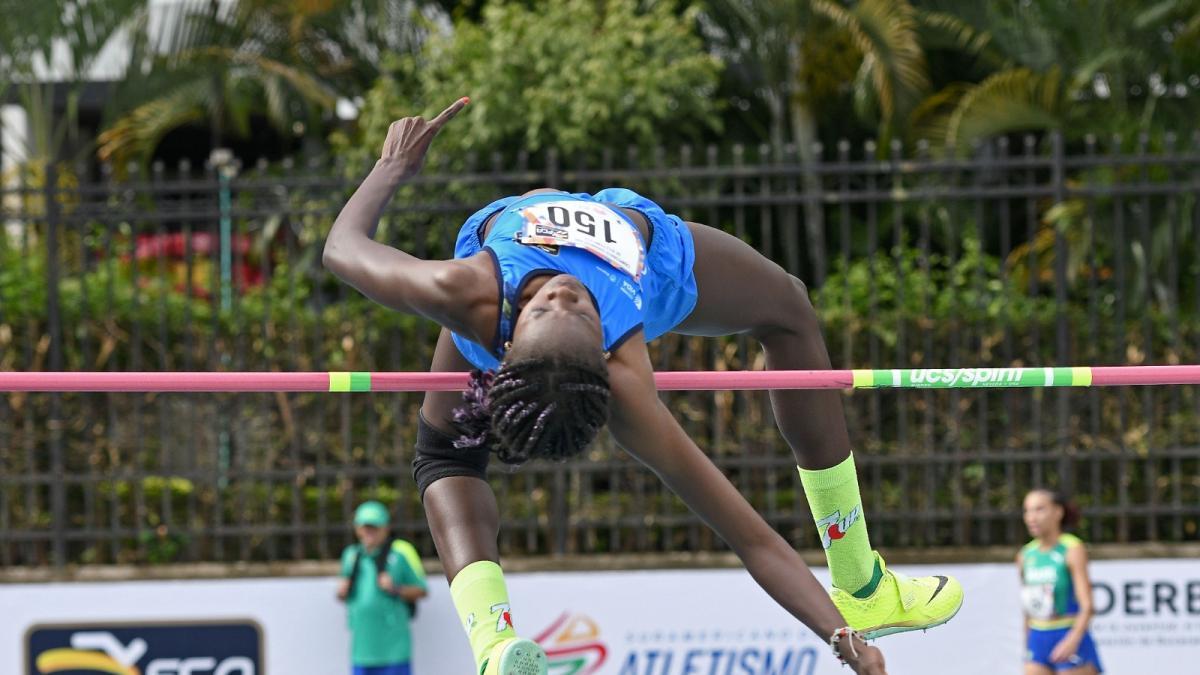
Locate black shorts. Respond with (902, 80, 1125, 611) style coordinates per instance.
(411, 412, 490, 496)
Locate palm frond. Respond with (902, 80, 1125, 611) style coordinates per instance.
(1067, 47, 1140, 96)
(700, 0, 809, 91)
(814, 0, 929, 127)
(154, 0, 226, 58)
(192, 47, 338, 108)
(852, 60, 880, 124)
(98, 0, 439, 160)
(907, 82, 973, 149)
(1133, 0, 1183, 29)
(945, 67, 1063, 151)
(914, 9, 1007, 70)
(97, 79, 210, 166)
(262, 77, 290, 133)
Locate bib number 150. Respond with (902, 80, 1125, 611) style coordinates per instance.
(517, 200, 645, 279)
(547, 205, 618, 243)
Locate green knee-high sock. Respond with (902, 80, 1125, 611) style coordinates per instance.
(450, 560, 518, 670)
(798, 453, 881, 596)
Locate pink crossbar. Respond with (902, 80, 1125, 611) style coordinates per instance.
(2, 366, 1200, 392)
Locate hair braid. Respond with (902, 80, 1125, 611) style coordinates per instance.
(452, 354, 611, 465)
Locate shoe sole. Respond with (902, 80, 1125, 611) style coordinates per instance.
(488, 637, 547, 675)
(859, 596, 964, 640)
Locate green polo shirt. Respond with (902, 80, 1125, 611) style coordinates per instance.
(340, 540, 427, 666)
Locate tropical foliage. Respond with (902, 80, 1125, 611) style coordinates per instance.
(96, 0, 447, 166)
(911, 0, 1200, 150)
(0, 0, 150, 164)
(7, 0, 1198, 163)
(3, 0, 1199, 564)
(334, 0, 722, 168)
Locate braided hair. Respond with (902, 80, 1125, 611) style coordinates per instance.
(452, 353, 610, 465)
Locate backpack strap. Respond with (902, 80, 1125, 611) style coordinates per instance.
(372, 536, 396, 573)
(349, 538, 420, 619)
(345, 544, 364, 599)
(378, 537, 420, 618)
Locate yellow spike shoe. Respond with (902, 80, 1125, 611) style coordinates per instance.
(831, 552, 964, 639)
(481, 637, 547, 675)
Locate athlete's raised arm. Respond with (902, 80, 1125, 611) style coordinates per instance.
(323, 99, 485, 335)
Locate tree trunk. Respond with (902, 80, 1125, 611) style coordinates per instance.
(791, 100, 827, 284)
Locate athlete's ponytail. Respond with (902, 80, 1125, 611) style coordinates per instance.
(1053, 491, 1082, 530)
(1034, 488, 1081, 530)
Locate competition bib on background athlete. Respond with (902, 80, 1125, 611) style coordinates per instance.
(517, 201, 645, 280)
(1021, 583, 1055, 620)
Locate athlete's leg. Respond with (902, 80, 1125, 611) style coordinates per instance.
(420, 329, 500, 576)
(674, 222, 848, 470)
(674, 220, 962, 638)
(1024, 665, 1054, 675)
(1057, 666, 1099, 675)
(675, 222, 864, 575)
(418, 328, 546, 675)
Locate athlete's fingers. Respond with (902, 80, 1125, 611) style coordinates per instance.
(430, 97, 470, 131)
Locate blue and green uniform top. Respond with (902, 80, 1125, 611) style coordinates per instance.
(1019, 533, 1083, 630)
(340, 540, 427, 666)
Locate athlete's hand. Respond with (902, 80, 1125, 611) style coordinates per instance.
(335, 578, 350, 601)
(842, 643, 887, 675)
(376, 572, 396, 594)
(379, 97, 469, 178)
(1049, 633, 1082, 663)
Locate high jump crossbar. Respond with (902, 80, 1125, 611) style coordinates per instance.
(2, 366, 1200, 392)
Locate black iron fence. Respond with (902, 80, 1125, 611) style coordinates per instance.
(2, 132, 1199, 567)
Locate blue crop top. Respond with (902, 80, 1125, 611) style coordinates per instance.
(450, 192, 648, 371)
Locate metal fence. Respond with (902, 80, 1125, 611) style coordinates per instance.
(2, 132, 1199, 568)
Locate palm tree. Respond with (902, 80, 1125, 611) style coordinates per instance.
(909, 0, 1200, 150)
(907, 0, 1200, 327)
(0, 0, 151, 167)
(97, 0, 445, 166)
(700, 0, 930, 281)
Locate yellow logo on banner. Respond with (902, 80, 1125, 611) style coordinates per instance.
(36, 648, 139, 675)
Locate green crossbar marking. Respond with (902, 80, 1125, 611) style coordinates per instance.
(350, 372, 371, 392)
(329, 372, 371, 392)
(904, 368, 1023, 387)
(853, 368, 1100, 389)
(327, 368, 1099, 392)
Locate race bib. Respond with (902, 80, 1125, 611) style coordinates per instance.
(516, 201, 645, 280)
(1021, 584, 1055, 620)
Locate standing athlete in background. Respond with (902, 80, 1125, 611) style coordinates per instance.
(324, 98, 962, 675)
(1019, 489, 1104, 674)
(337, 501, 429, 675)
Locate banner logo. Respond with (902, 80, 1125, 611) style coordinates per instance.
(26, 622, 261, 675)
(534, 613, 607, 675)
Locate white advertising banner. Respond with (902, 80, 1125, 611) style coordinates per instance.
(1, 559, 1196, 674)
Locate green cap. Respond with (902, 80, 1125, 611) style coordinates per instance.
(354, 500, 390, 527)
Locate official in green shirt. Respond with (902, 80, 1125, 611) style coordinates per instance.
(337, 501, 428, 675)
